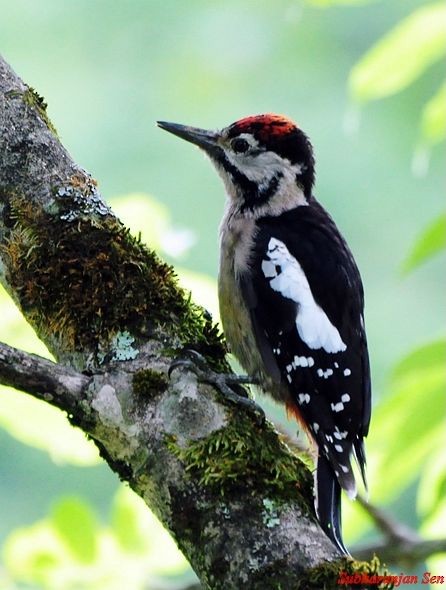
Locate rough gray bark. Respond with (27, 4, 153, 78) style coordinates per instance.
(0, 55, 380, 589)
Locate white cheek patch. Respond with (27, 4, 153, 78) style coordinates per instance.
(224, 149, 278, 185)
(224, 146, 303, 187)
(262, 237, 347, 354)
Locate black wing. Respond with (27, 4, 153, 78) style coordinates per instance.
(241, 201, 371, 494)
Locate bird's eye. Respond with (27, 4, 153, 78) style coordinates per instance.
(231, 138, 250, 153)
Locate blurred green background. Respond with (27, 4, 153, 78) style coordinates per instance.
(0, 0, 444, 588)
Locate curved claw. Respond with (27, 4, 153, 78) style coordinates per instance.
(181, 349, 210, 370)
(168, 352, 265, 425)
(168, 349, 211, 379)
(222, 387, 266, 425)
(168, 358, 198, 378)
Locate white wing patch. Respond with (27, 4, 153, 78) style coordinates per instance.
(262, 237, 347, 354)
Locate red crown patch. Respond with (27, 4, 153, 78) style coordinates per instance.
(229, 113, 298, 141)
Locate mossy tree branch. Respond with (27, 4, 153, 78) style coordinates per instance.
(0, 55, 390, 589)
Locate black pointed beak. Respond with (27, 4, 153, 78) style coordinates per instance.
(157, 121, 221, 156)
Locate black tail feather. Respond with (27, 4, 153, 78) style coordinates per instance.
(316, 454, 350, 556)
(353, 438, 368, 492)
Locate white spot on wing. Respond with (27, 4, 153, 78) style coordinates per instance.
(341, 394, 350, 403)
(333, 431, 342, 440)
(331, 402, 344, 413)
(317, 368, 334, 379)
(262, 238, 347, 353)
(344, 368, 351, 376)
(312, 422, 319, 433)
(261, 260, 276, 278)
(298, 393, 310, 404)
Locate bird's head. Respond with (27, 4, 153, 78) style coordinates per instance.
(158, 114, 315, 215)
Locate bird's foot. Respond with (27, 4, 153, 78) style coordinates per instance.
(169, 350, 265, 424)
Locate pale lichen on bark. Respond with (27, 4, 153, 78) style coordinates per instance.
(0, 55, 391, 589)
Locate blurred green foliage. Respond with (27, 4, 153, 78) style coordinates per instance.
(3, 489, 190, 590)
(349, 3, 445, 104)
(0, 386, 100, 467)
(403, 214, 446, 273)
(342, 5, 446, 583)
(0, 0, 444, 588)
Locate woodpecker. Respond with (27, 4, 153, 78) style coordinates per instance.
(158, 114, 371, 555)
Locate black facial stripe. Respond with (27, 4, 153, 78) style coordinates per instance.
(259, 171, 283, 201)
(218, 152, 258, 198)
(241, 171, 283, 213)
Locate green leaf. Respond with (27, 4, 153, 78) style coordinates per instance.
(365, 341, 446, 503)
(391, 339, 446, 380)
(0, 283, 52, 357)
(0, 386, 100, 466)
(349, 3, 446, 102)
(343, 492, 371, 543)
(402, 215, 446, 272)
(52, 497, 98, 564)
(420, 83, 446, 145)
(0, 285, 100, 466)
(3, 521, 66, 587)
(111, 487, 150, 554)
(111, 486, 188, 574)
(417, 447, 446, 520)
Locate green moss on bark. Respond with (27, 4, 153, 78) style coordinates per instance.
(0, 188, 227, 365)
(166, 413, 313, 507)
(133, 368, 168, 399)
(23, 87, 58, 136)
(296, 555, 394, 590)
